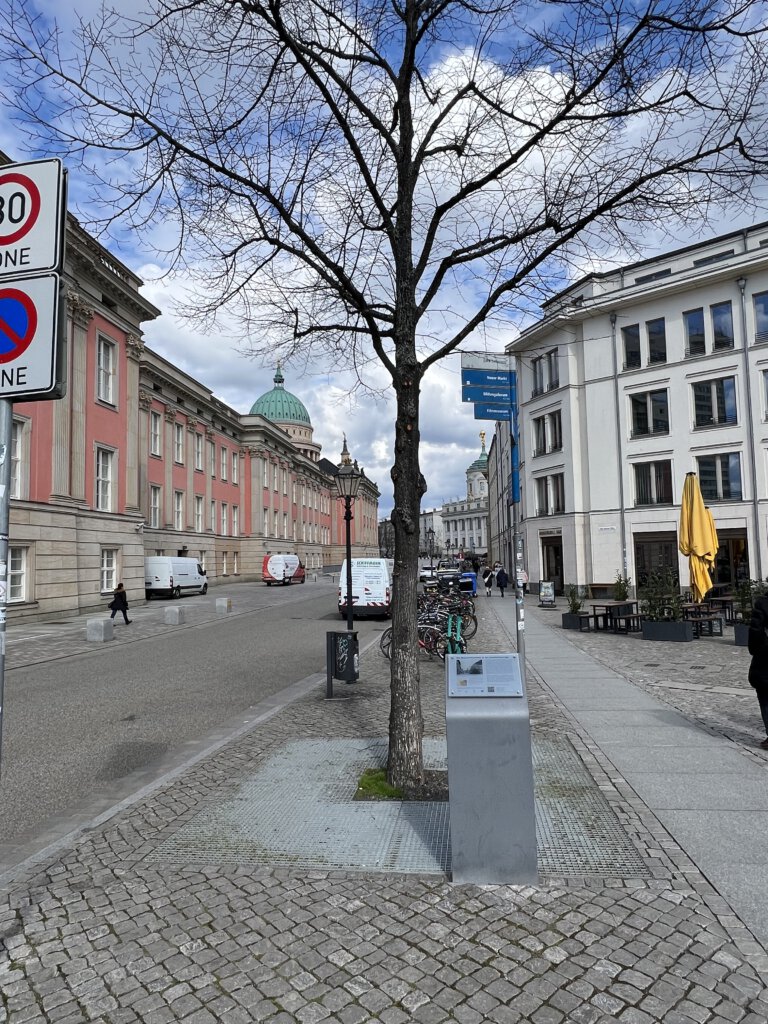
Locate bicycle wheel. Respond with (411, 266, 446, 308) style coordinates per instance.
(379, 627, 393, 660)
(420, 625, 447, 660)
(459, 611, 478, 639)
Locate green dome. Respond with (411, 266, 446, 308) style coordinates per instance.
(250, 366, 312, 426)
(468, 435, 489, 475)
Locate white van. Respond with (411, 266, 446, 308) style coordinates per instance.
(338, 558, 392, 619)
(262, 553, 306, 586)
(145, 557, 208, 599)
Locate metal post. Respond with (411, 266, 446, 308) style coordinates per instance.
(0, 399, 12, 775)
(344, 496, 354, 631)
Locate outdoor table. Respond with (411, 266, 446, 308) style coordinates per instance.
(707, 596, 735, 624)
(682, 603, 709, 619)
(590, 601, 641, 632)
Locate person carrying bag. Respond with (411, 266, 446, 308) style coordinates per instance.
(109, 582, 132, 624)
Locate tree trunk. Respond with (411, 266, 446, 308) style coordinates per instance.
(387, 357, 426, 794)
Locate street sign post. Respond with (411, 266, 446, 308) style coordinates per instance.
(0, 158, 66, 776)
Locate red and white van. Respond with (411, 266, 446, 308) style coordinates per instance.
(262, 553, 306, 586)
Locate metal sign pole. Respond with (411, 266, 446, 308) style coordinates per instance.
(0, 398, 12, 775)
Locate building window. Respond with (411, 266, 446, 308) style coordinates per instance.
(546, 349, 559, 390)
(195, 433, 203, 471)
(263, 507, 269, 534)
(551, 473, 565, 513)
(634, 461, 673, 505)
(8, 546, 27, 602)
(549, 410, 562, 452)
(100, 548, 117, 593)
(232, 506, 239, 536)
(95, 447, 114, 511)
(263, 461, 268, 487)
(97, 338, 116, 404)
(210, 500, 216, 531)
(233, 551, 239, 575)
(755, 291, 768, 343)
(711, 301, 734, 350)
(684, 308, 705, 357)
(697, 453, 742, 501)
(194, 495, 203, 533)
(622, 324, 641, 369)
(174, 490, 184, 530)
(150, 485, 161, 528)
(222, 551, 228, 575)
(209, 440, 216, 477)
(283, 513, 288, 538)
(150, 411, 162, 456)
(10, 418, 24, 499)
(221, 502, 228, 535)
(273, 510, 279, 536)
(232, 451, 239, 484)
(283, 468, 288, 495)
(647, 318, 667, 364)
(630, 390, 669, 437)
(532, 357, 544, 397)
(693, 377, 737, 428)
(533, 416, 546, 456)
(273, 464, 278, 491)
(174, 423, 184, 464)
(535, 478, 548, 515)
(221, 447, 228, 481)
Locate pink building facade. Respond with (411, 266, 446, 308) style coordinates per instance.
(7, 216, 380, 621)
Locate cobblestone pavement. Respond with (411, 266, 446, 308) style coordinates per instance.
(1, 597, 767, 1023)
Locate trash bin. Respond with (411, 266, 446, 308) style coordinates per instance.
(459, 572, 477, 596)
(326, 630, 359, 683)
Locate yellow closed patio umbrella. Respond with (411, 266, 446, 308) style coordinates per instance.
(679, 472, 719, 603)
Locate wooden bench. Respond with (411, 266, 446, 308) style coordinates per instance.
(609, 612, 644, 634)
(691, 615, 723, 638)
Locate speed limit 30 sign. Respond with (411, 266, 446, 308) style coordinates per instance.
(0, 159, 65, 277)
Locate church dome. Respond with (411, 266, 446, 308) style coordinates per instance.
(467, 433, 489, 475)
(250, 366, 312, 426)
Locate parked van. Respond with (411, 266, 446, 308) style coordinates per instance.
(262, 553, 306, 586)
(338, 558, 392, 619)
(144, 557, 208, 599)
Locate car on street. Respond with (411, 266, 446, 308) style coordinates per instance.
(419, 565, 438, 583)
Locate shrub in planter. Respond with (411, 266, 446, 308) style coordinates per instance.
(562, 584, 584, 630)
(639, 568, 692, 641)
(612, 571, 631, 602)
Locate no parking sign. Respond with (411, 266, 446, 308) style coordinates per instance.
(0, 159, 66, 399)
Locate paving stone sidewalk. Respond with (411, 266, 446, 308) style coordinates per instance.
(1, 600, 767, 1023)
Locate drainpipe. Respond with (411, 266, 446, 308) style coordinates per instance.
(737, 276, 762, 580)
(610, 313, 628, 582)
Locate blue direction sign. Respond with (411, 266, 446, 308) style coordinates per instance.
(461, 368, 514, 387)
(462, 384, 515, 403)
(473, 403, 511, 421)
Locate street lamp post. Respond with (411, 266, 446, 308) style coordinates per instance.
(427, 527, 435, 573)
(335, 436, 362, 631)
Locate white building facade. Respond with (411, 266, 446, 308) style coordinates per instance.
(493, 223, 768, 595)
(441, 434, 489, 559)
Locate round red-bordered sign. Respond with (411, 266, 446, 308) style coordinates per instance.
(0, 172, 42, 246)
(0, 287, 38, 363)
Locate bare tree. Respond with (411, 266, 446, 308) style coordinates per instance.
(1, 0, 766, 790)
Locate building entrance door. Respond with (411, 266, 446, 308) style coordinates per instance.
(541, 537, 563, 595)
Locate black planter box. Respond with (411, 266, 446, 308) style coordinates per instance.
(561, 612, 584, 630)
(734, 621, 750, 647)
(641, 620, 694, 643)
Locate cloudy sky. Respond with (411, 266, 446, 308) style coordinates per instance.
(0, 0, 765, 520)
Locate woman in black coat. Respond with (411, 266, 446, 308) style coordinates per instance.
(109, 582, 132, 625)
(747, 594, 768, 748)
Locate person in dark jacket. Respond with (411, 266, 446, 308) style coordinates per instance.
(482, 566, 495, 597)
(496, 567, 509, 598)
(109, 582, 132, 624)
(747, 594, 768, 748)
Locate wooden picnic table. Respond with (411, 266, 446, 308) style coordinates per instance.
(589, 600, 642, 633)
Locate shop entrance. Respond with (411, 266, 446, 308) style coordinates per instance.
(712, 532, 749, 588)
(541, 537, 563, 595)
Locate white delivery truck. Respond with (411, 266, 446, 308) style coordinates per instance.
(262, 553, 306, 586)
(338, 557, 392, 619)
(144, 557, 208, 599)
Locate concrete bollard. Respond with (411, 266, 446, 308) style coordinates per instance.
(216, 597, 232, 614)
(164, 607, 185, 625)
(87, 618, 114, 642)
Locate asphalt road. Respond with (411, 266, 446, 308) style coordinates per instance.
(0, 582, 383, 858)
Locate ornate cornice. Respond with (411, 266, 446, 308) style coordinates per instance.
(186, 417, 199, 432)
(125, 334, 144, 362)
(164, 409, 177, 424)
(138, 389, 152, 411)
(66, 291, 94, 328)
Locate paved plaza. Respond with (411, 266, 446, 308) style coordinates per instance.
(1, 587, 767, 1023)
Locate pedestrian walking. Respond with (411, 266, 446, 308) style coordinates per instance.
(748, 594, 768, 748)
(482, 566, 495, 597)
(496, 567, 509, 598)
(109, 582, 132, 624)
